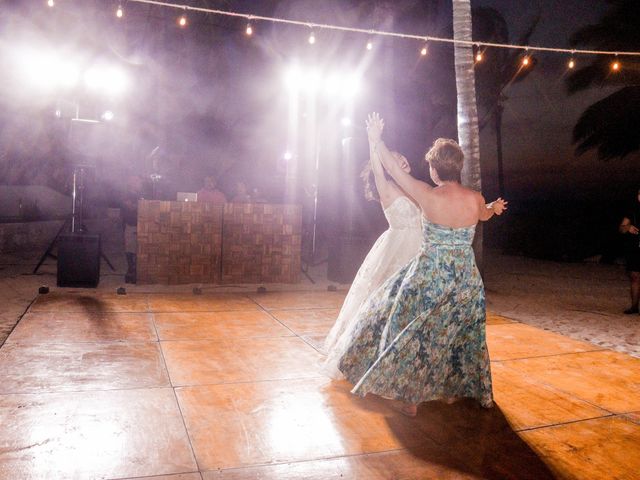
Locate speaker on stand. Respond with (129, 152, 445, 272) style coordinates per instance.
(57, 233, 101, 288)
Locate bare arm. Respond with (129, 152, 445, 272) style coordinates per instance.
(479, 197, 508, 222)
(366, 113, 429, 201)
(368, 140, 398, 208)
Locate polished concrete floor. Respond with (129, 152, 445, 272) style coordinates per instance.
(0, 290, 638, 479)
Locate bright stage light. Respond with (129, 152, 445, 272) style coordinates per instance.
(101, 110, 114, 121)
(285, 67, 362, 99)
(304, 71, 321, 93)
(47, 0, 54, 7)
(285, 67, 302, 91)
(342, 74, 361, 98)
(341, 117, 351, 127)
(14, 49, 80, 90)
(84, 65, 128, 96)
(116, 5, 124, 18)
(324, 74, 340, 96)
(283, 151, 293, 160)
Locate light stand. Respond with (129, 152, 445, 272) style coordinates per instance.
(71, 165, 85, 233)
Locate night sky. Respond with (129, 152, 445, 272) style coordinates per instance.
(476, 0, 637, 202)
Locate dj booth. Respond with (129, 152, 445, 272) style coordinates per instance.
(135, 200, 302, 284)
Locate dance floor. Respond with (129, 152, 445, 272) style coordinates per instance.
(0, 290, 638, 479)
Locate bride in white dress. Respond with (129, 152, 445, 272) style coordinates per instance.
(323, 128, 422, 377)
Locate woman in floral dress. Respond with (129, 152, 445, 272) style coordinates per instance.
(337, 113, 506, 416)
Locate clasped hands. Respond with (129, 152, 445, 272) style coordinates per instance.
(366, 112, 384, 144)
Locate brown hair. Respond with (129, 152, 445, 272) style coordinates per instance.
(360, 152, 405, 202)
(360, 162, 381, 202)
(425, 138, 464, 182)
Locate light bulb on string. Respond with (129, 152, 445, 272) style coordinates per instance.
(178, 13, 187, 27)
(474, 44, 483, 63)
(568, 58, 575, 69)
(611, 60, 620, 71)
(308, 30, 316, 45)
(246, 22, 253, 36)
(521, 55, 530, 67)
(420, 43, 428, 57)
(366, 40, 373, 51)
(116, 4, 123, 18)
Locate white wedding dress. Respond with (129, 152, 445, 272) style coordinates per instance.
(324, 195, 423, 377)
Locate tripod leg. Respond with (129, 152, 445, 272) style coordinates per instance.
(101, 252, 116, 271)
(33, 220, 67, 274)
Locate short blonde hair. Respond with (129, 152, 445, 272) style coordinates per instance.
(425, 138, 464, 182)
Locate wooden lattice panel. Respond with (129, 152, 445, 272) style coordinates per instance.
(136, 200, 223, 284)
(221, 203, 302, 284)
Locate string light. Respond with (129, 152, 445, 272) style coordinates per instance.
(245, 22, 253, 36)
(116, 4, 124, 18)
(366, 40, 373, 51)
(56, 0, 640, 67)
(47, 0, 54, 6)
(123, 0, 640, 61)
(308, 30, 316, 45)
(475, 51, 483, 62)
(420, 44, 428, 56)
(568, 58, 575, 69)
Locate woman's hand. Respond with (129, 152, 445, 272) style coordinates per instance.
(366, 112, 384, 143)
(489, 198, 508, 215)
(629, 225, 639, 235)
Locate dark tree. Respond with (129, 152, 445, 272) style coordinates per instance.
(566, 0, 640, 161)
(472, 7, 538, 197)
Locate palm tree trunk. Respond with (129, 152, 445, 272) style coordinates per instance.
(452, 0, 483, 269)
(495, 104, 505, 197)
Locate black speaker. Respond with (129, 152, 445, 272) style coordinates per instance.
(57, 233, 101, 288)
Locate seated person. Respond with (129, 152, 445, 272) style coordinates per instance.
(231, 181, 252, 203)
(197, 175, 227, 204)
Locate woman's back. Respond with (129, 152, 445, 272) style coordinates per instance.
(418, 183, 483, 228)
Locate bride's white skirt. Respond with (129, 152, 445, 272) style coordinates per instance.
(323, 226, 422, 378)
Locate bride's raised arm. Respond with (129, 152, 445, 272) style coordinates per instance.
(366, 117, 399, 208)
(366, 113, 431, 201)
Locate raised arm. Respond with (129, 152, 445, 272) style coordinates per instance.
(366, 124, 399, 208)
(366, 113, 429, 201)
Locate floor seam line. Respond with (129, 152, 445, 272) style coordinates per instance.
(148, 305, 201, 473)
(515, 413, 618, 433)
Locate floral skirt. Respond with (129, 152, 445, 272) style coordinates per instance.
(337, 244, 493, 408)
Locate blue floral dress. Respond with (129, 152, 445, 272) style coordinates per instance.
(337, 219, 493, 408)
